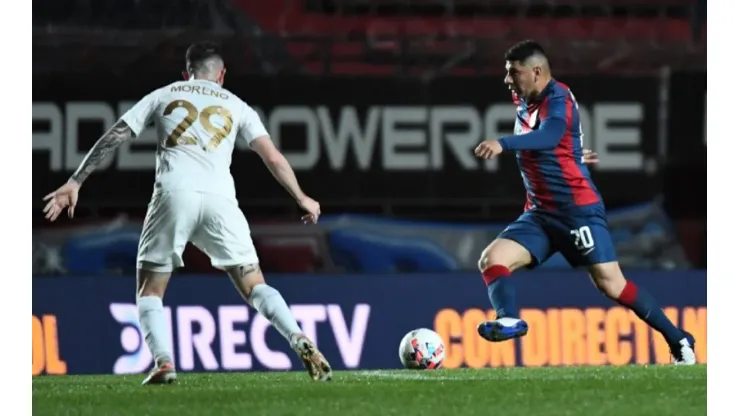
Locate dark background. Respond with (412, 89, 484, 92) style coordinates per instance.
(32, 0, 707, 269)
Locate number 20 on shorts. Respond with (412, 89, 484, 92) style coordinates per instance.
(570, 226, 594, 251)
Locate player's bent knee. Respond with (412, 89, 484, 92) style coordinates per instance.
(226, 263, 265, 296)
(136, 266, 172, 298)
(477, 255, 489, 272)
(138, 260, 173, 274)
(479, 238, 532, 272)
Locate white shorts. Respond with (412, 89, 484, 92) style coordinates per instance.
(137, 191, 259, 272)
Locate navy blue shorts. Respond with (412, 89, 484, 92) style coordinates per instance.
(498, 204, 618, 268)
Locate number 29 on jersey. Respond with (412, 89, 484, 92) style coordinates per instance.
(164, 99, 234, 151)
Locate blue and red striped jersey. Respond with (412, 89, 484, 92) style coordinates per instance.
(499, 79, 602, 212)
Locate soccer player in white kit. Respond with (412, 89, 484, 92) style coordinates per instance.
(42, 42, 333, 384)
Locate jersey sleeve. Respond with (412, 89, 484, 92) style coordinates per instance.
(543, 94, 568, 122)
(120, 89, 160, 137)
(237, 103, 269, 144)
(498, 95, 568, 151)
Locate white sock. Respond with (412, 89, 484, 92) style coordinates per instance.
(248, 284, 302, 344)
(137, 296, 173, 367)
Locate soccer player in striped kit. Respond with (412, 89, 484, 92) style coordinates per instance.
(473, 40, 696, 365)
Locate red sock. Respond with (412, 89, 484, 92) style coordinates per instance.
(615, 279, 684, 344)
(482, 265, 517, 318)
(617, 280, 638, 306)
(482, 265, 511, 286)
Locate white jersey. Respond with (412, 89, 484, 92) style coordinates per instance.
(120, 79, 268, 199)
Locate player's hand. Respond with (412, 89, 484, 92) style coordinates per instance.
(582, 148, 599, 165)
(474, 140, 503, 160)
(43, 180, 81, 222)
(298, 196, 321, 224)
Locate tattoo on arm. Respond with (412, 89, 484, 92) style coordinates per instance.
(69, 120, 134, 185)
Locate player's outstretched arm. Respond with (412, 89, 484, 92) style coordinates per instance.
(475, 95, 570, 159)
(474, 116, 566, 159)
(497, 94, 569, 152)
(250, 136, 306, 201)
(498, 117, 566, 151)
(43, 119, 134, 221)
(250, 136, 321, 223)
(70, 119, 134, 185)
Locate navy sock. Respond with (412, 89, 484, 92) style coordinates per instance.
(482, 265, 519, 319)
(617, 280, 684, 345)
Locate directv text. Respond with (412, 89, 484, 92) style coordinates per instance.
(111, 303, 371, 374)
(434, 306, 706, 368)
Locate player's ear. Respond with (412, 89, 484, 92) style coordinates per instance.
(532, 66, 542, 80)
(218, 68, 227, 85)
(181, 71, 189, 81)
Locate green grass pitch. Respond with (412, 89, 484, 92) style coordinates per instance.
(33, 365, 707, 416)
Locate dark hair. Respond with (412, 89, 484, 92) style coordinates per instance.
(185, 41, 222, 72)
(504, 40, 548, 63)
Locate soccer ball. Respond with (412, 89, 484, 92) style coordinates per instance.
(398, 328, 446, 369)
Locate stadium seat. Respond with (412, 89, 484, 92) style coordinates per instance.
(229, 0, 703, 75)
